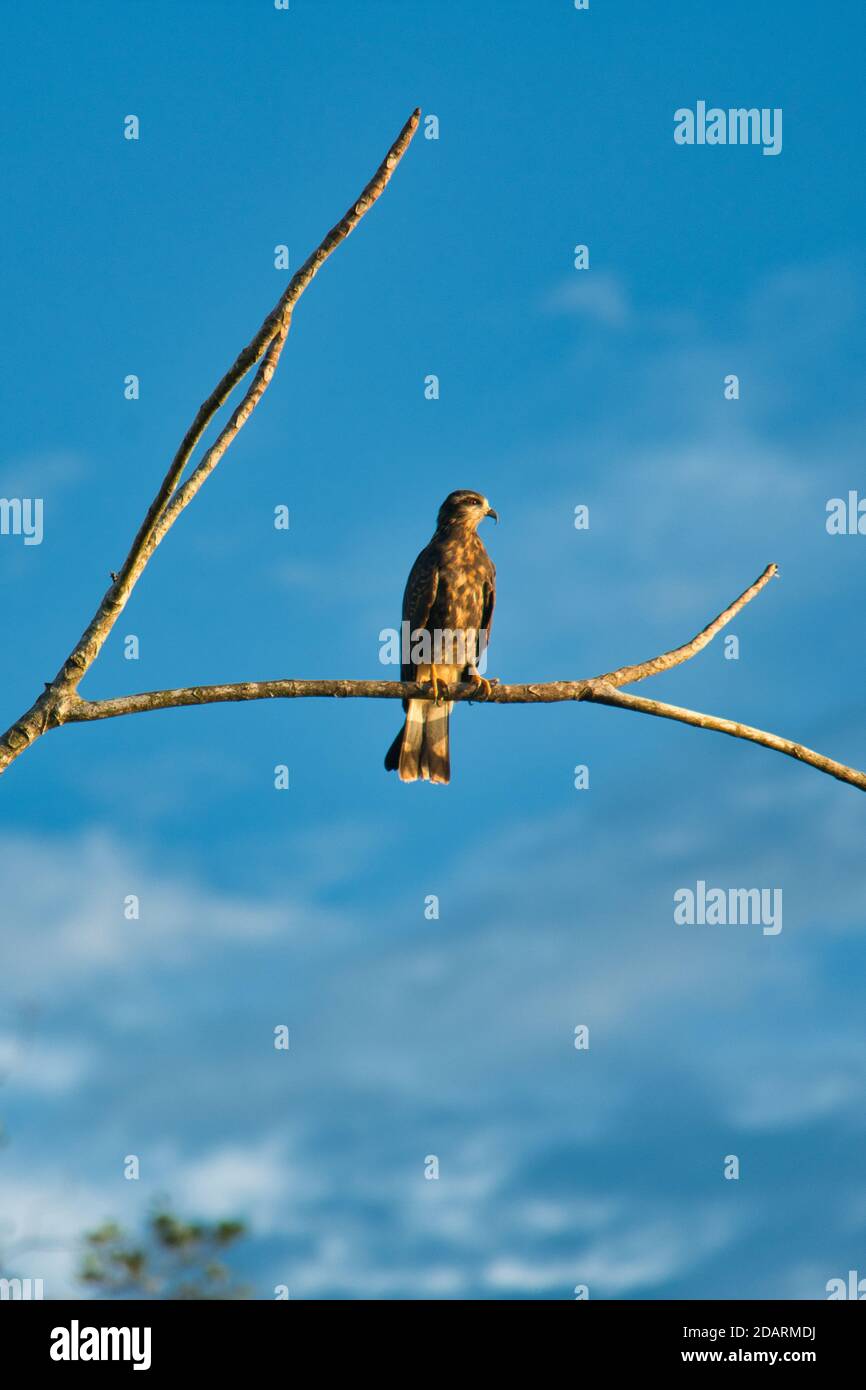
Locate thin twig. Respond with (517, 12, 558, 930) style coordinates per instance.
(601, 563, 779, 687)
(584, 683, 866, 793)
(146, 320, 291, 553)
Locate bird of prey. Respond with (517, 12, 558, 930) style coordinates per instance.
(384, 489, 498, 784)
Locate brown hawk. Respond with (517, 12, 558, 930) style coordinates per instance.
(384, 489, 498, 783)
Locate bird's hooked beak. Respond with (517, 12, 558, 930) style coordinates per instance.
(485, 505, 499, 524)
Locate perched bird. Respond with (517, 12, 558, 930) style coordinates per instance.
(384, 489, 498, 783)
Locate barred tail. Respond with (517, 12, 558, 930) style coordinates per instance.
(384, 700, 452, 784)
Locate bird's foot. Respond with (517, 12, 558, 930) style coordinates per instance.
(466, 670, 497, 700)
(424, 664, 448, 703)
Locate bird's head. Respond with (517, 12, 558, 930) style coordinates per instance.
(436, 490, 499, 531)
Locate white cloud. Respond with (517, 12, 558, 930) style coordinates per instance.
(0, 829, 344, 999)
(484, 1206, 740, 1296)
(0, 451, 88, 498)
(0, 1172, 110, 1299)
(1, 721, 864, 1298)
(166, 1137, 300, 1228)
(543, 272, 631, 327)
(0, 1033, 93, 1096)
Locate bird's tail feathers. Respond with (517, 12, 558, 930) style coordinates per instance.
(384, 724, 404, 772)
(421, 700, 451, 783)
(398, 699, 426, 781)
(384, 699, 452, 783)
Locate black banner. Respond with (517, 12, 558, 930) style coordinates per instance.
(1, 1298, 861, 1374)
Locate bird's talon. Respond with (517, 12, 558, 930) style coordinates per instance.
(424, 664, 448, 703)
(467, 672, 496, 700)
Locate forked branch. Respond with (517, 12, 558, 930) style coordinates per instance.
(52, 562, 866, 793)
(0, 108, 420, 774)
(0, 110, 863, 794)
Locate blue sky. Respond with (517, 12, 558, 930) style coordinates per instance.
(1, 0, 865, 1298)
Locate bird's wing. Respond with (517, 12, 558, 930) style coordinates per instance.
(401, 544, 440, 681)
(480, 564, 496, 646)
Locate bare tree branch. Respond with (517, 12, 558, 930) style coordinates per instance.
(56, 676, 865, 792)
(60, 558, 776, 717)
(0, 110, 862, 796)
(59, 105, 420, 688)
(0, 108, 420, 774)
(580, 684, 866, 793)
(38, 560, 863, 793)
(599, 562, 778, 687)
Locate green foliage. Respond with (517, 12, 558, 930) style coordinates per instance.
(79, 1208, 250, 1300)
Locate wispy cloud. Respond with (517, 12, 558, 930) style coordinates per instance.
(543, 272, 632, 328)
(2, 761, 864, 1297)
